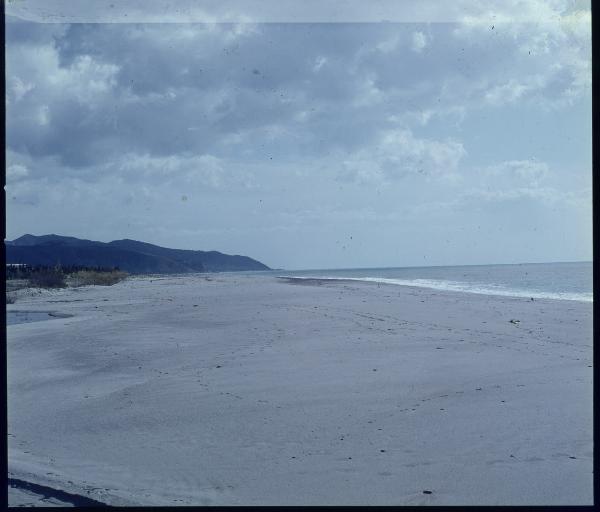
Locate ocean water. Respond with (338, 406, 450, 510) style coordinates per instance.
(276, 262, 593, 302)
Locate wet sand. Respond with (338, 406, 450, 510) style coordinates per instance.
(7, 274, 593, 505)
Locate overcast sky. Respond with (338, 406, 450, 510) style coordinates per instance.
(5, 1, 592, 269)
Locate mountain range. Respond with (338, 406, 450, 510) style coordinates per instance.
(5, 234, 270, 274)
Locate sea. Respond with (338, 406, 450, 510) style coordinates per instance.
(271, 261, 592, 302)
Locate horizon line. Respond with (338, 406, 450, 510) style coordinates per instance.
(278, 260, 593, 272)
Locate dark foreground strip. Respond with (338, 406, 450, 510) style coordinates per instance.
(8, 477, 109, 507)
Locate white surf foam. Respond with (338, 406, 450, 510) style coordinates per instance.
(278, 275, 593, 302)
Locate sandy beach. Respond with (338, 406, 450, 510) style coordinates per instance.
(7, 273, 593, 506)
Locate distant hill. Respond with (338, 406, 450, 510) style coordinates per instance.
(5, 234, 270, 274)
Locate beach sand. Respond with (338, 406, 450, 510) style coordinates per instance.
(6, 274, 593, 505)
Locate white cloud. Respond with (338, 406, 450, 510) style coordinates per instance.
(459, 158, 561, 205)
(340, 128, 466, 183)
(9, 77, 35, 102)
(452, 0, 576, 33)
(313, 56, 327, 72)
(119, 153, 226, 188)
(36, 105, 50, 126)
(376, 34, 401, 54)
(6, 164, 30, 182)
(352, 75, 384, 107)
(483, 75, 546, 106)
(463, 186, 560, 204)
(411, 31, 428, 53)
(451, 1, 590, 108)
(391, 105, 466, 127)
(7, 43, 120, 108)
(484, 159, 549, 187)
(66, 55, 119, 99)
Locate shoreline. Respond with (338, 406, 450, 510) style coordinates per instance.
(7, 273, 593, 505)
(276, 275, 593, 303)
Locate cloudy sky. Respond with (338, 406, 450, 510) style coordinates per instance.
(5, 1, 592, 269)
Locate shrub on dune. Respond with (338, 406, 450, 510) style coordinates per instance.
(28, 268, 66, 288)
(69, 270, 129, 287)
